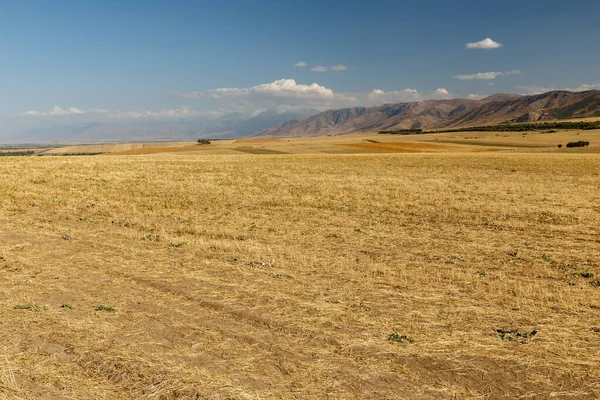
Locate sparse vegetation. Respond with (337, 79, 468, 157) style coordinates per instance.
(430, 120, 600, 133)
(13, 302, 39, 310)
(378, 128, 423, 135)
(566, 140, 590, 148)
(387, 333, 415, 343)
(197, 138, 211, 145)
(0, 150, 35, 157)
(95, 304, 116, 313)
(496, 329, 537, 343)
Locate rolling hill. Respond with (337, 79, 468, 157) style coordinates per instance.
(261, 90, 600, 137)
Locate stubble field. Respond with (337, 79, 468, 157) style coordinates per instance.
(1, 151, 599, 399)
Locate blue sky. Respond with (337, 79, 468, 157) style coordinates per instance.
(1, 0, 599, 137)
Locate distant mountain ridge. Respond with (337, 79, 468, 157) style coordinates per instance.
(8, 108, 320, 144)
(261, 90, 600, 137)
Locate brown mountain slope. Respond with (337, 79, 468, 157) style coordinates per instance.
(261, 90, 600, 137)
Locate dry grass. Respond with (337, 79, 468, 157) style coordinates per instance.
(0, 152, 599, 399)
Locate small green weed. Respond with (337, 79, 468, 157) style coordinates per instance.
(507, 248, 519, 257)
(272, 272, 292, 279)
(141, 233, 158, 241)
(169, 242, 185, 248)
(13, 302, 39, 310)
(574, 272, 594, 279)
(497, 329, 537, 343)
(387, 333, 414, 344)
(61, 234, 71, 241)
(95, 305, 116, 313)
(541, 254, 556, 265)
(60, 304, 75, 310)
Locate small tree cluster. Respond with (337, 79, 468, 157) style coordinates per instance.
(378, 129, 423, 135)
(0, 150, 35, 157)
(197, 139, 211, 145)
(566, 141, 590, 148)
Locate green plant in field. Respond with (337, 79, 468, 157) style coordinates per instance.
(387, 333, 414, 343)
(13, 302, 39, 310)
(95, 305, 116, 313)
(574, 272, 594, 279)
(541, 254, 556, 265)
(496, 329, 537, 343)
(169, 242, 185, 248)
(142, 233, 158, 241)
(60, 304, 75, 309)
(197, 138, 211, 145)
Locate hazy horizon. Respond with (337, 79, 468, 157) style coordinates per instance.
(1, 0, 599, 141)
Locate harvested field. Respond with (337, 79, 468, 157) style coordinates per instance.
(338, 141, 495, 153)
(1, 153, 599, 399)
(233, 147, 288, 154)
(28, 128, 600, 156)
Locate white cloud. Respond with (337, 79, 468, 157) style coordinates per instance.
(21, 106, 97, 117)
(467, 94, 486, 100)
(454, 70, 520, 80)
(187, 79, 335, 100)
(455, 72, 504, 80)
(174, 79, 462, 112)
(294, 61, 307, 67)
(309, 65, 347, 72)
(430, 88, 452, 100)
(173, 79, 349, 111)
(19, 106, 218, 120)
(368, 88, 420, 103)
(518, 82, 600, 95)
(466, 38, 503, 49)
(569, 83, 600, 91)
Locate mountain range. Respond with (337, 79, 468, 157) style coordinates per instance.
(261, 90, 600, 137)
(7, 108, 320, 144)
(6, 90, 600, 144)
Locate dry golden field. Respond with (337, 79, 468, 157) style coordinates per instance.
(1, 148, 599, 398)
(30, 127, 600, 156)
